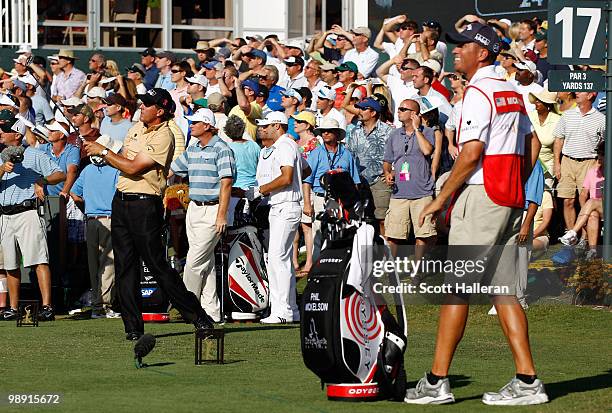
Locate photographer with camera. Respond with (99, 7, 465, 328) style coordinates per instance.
(0, 115, 66, 321)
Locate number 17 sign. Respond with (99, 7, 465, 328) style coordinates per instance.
(548, 0, 606, 65)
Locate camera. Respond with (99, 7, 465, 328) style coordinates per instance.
(1, 146, 25, 164)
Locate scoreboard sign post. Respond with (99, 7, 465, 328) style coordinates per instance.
(548, 0, 612, 263)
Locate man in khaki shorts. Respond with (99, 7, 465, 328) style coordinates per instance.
(383, 98, 436, 257)
(553, 91, 605, 243)
(406, 23, 548, 406)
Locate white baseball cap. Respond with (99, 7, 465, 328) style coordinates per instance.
(421, 59, 442, 75)
(47, 120, 70, 137)
(0, 93, 19, 108)
(87, 86, 107, 99)
(12, 55, 28, 65)
(98, 76, 116, 85)
(61, 97, 85, 107)
(317, 86, 336, 101)
(18, 74, 38, 87)
(186, 74, 209, 88)
(185, 108, 216, 126)
(256, 111, 288, 126)
(514, 60, 537, 74)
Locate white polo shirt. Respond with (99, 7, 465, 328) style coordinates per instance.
(457, 65, 533, 208)
(343, 46, 379, 78)
(386, 69, 418, 126)
(256, 134, 304, 205)
(316, 107, 347, 130)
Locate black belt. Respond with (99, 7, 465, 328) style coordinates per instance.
(192, 199, 219, 206)
(115, 191, 161, 201)
(564, 155, 596, 162)
(313, 192, 325, 197)
(0, 199, 37, 216)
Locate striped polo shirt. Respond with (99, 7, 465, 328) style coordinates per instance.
(0, 146, 61, 206)
(170, 135, 236, 202)
(553, 106, 605, 159)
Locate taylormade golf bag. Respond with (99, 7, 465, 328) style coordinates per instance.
(216, 198, 270, 321)
(301, 171, 407, 402)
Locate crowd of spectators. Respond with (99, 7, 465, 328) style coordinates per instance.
(0, 12, 606, 321)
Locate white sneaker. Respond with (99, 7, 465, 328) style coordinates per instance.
(105, 309, 122, 319)
(559, 230, 578, 246)
(260, 315, 291, 324)
(487, 306, 497, 315)
(404, 373, 455, 404)
(482, 377, 549, 405)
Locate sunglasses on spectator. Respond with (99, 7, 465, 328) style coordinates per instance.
(336, 36, 347, 41)
(256, 75, 269, 81)
(396, 25, 410, 32)
(171, 69, 182, 73)
(450, 74, 462, 81)
(398, 107, 417, 112)
(400, 65, 415, 71)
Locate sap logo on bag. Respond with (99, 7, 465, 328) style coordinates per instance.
(141, 288, 156, 297)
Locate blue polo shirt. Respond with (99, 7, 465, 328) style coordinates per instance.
(304, 143, 360, 194)
(266, 84, 285, 112)
(100, 117, 134, 142)
(154, 72, 176, 91)
(72, 164, 119, 216)
(143, 65, 159, 90)
(0, 146, 60, 206)
(39, 143, 80, 196)
(170, 135, 237, 202)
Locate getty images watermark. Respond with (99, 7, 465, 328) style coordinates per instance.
(361, 245, 528, 304)
(370, 255, 513, 295)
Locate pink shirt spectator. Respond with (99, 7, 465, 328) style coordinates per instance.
(582, 166, 604, 199)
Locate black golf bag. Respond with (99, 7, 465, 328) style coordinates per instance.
(301, 171, 407, 402)
(140, 260, 170, 322)
(216, 198, 270, 321)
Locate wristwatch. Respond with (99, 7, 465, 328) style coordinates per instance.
(101, 149, 109, 157)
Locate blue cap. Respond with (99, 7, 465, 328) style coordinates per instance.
(245, 49, 267, 63)
(355, 97, 382, 113)
(203, 60, 220, 70)
(242, 79, 260, 95)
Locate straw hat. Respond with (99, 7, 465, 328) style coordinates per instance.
(57, 49, 77, 60)
(529, 89, 559, 113)
(313, 117, 346, 141)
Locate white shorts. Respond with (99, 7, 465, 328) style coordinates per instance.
(0, 210, 49, 270)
